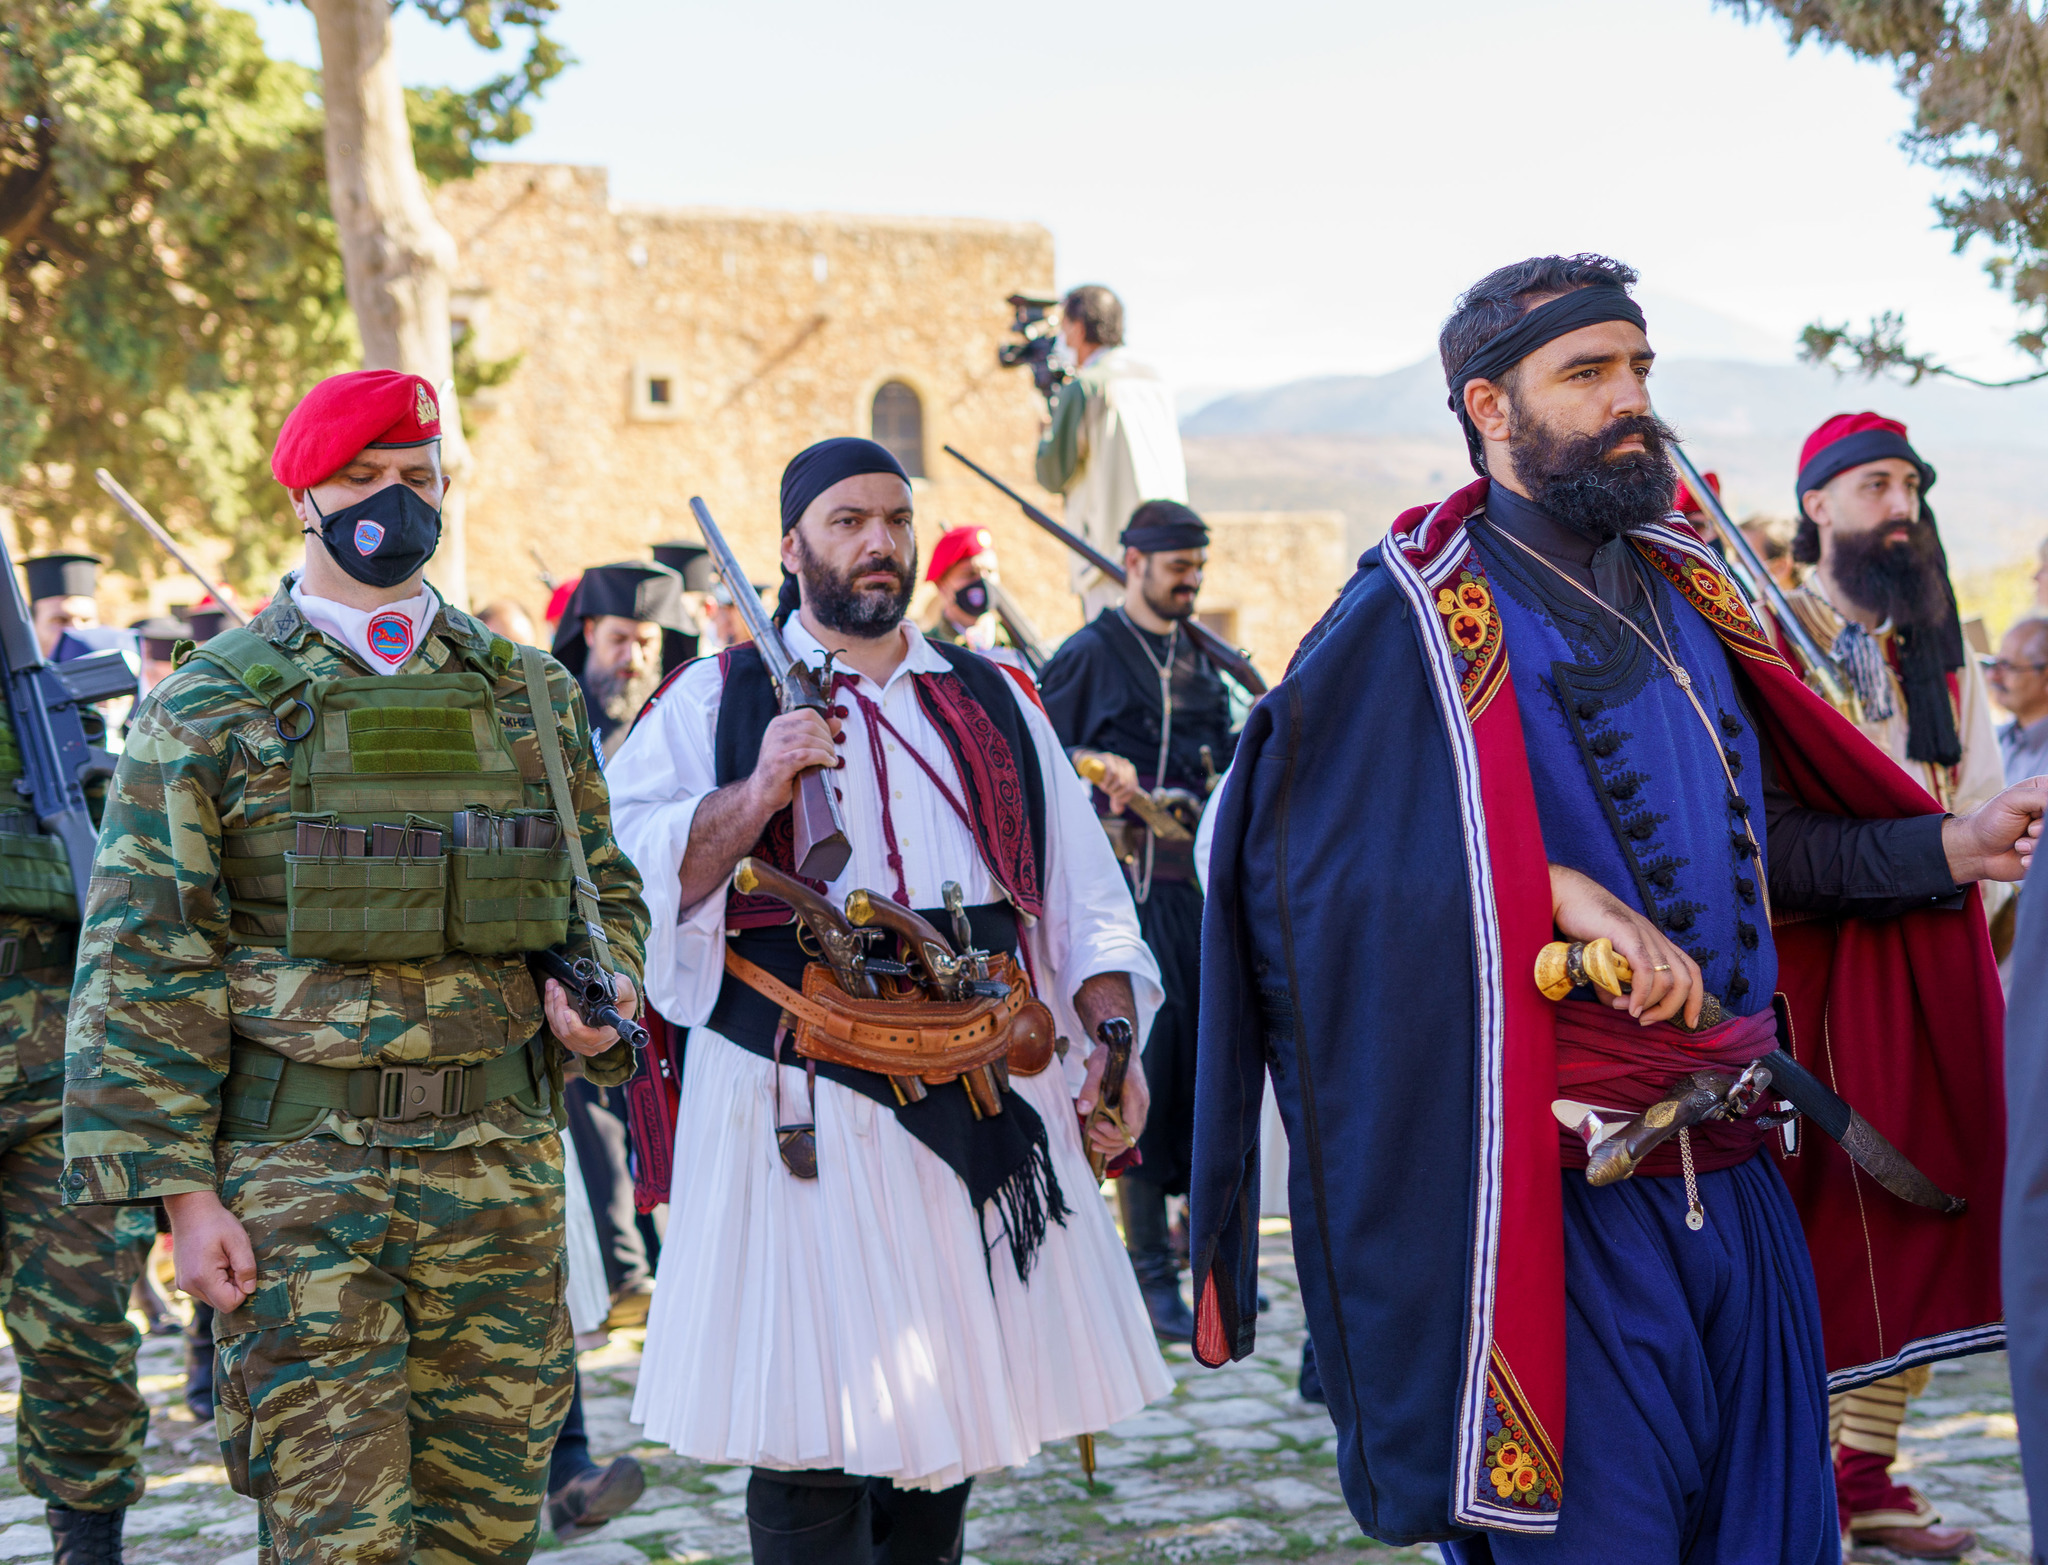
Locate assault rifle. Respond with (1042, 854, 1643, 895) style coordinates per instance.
(531, 946, 649, 1052)
(0, 529, 136, 912)
(690, 497, 852, 881)
(942, 446, 1269, 698)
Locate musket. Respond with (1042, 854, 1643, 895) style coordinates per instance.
(1073, 755, 1194, 843)
(1664, 444, 1853, 713)
(942, 445, 1269, 698)
(529, 543, 558, 593)
(1535, 939, 1967, 1215)
(0, 529, 135, 913)
(92, 470, 249, 628)
(692, 498, 852, 881)
(985, 578, 1050, 674)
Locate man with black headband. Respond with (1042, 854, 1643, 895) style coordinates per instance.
(609, 436, 1171, 1565)
(63, 369, 650, 1564)
(1189, 254, 2040, 1564)
(1771, 413, 2002, 1558)
(1039, 499, 1236, 1340)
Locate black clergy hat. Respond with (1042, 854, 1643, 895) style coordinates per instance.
(651, 542, 718, 594)
(187, 607, 231, 643)
(23, 554, 100, 603)
(131, 616, 192, 660)
(551, 561, 702, 676)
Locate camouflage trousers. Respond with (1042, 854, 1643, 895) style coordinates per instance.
(213, 1132, 572, 1565)
(0, 1084, 148, 1511)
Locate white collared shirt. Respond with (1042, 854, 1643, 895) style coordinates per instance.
(290, 580, 440, 674)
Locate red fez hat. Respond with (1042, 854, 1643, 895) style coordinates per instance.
(1671, 469, 1720, 517)
(271, 370, 443, 489)
(1795, 411, 1931, 505)
(925, 525, 993, 584)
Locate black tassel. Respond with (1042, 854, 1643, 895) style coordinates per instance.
(1895, 626, 1963, 767)
(989, 1121, 1071, 1283)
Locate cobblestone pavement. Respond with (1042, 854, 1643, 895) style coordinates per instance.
(0, 1218, 2026, 1564)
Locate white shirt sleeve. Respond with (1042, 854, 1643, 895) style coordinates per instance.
(1001, 670, 1164, 1095)
(606, 659, 731, 1025)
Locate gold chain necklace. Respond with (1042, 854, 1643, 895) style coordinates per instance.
(1482, 519, 1770, 918)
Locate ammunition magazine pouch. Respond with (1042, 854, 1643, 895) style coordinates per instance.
(221, 1041, 544, 1141)
(0, 826, 75, 923)
(723, 948, 1054, 1083)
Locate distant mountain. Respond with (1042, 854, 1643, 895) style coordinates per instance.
(1182, 358, 2048, 575)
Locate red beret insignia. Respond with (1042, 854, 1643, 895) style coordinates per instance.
(271, 369, 444, 489)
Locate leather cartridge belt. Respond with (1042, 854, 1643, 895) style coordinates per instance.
(222, 1041, 541, 1132)
(723, 948, 1053, 1083)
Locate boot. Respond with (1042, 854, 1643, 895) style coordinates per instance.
(1118, 1176, 1194, 1342)
(547, 1454, 645, 1541)
(48, 1506, 124, 1565)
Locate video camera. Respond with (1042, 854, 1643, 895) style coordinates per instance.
(998, 294, 1070, 411)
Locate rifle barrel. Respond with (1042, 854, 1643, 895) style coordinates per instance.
(92, 470, 248, 627)
(1664, 445, 1851, 710)
(941, 446, 1269, 697)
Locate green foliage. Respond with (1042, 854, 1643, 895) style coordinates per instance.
(405, 2, 571, 186)
(0, 0, 356, 589)
(1721, 1, 2048, 385)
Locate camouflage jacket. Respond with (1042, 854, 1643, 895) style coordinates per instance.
(62, 581, 649, 1204)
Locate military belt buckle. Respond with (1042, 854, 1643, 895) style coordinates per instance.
(378, 1063, 468, 1122)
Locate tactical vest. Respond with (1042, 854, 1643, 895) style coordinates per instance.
(194, 627, 575, 965)
(0, 694, 78, 925)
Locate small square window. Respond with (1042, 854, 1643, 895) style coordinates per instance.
(648, 378, 671, 405)
(630, 362, 682, 422)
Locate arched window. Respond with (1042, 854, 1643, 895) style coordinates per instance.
(870, 381, 926, 477)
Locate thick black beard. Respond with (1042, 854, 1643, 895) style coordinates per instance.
(1137, 561, 1197, 623)
(794, 533, 917, 636)
(1509, 411, 1680, 543)
(1829, 522, 1949, 630)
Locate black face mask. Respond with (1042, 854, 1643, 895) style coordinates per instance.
(953, 577, 990, 617)
(305, 481, 442, 589)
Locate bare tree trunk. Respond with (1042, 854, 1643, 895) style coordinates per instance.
(306, 0, 471, 608)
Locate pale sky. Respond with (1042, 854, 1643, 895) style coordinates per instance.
(244, 0, 2035, 396)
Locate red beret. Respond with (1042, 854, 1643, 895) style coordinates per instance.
(925, 525, 993, 584)
(271, 370, 443, 488)
(1672, 469, 1720, 517)
(544, 577, 580, 627)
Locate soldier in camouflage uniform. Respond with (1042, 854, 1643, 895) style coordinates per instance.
(62, 370, 649, 1565)
(0, 689, 150, 1564)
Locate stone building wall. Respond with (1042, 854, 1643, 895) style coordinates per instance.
(435, 163, 1091, 634)
(433, 163, 1349, 672)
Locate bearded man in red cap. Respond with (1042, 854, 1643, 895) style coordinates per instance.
(62, 369, 651, 1562)
(1769, 413, 2007, 1558)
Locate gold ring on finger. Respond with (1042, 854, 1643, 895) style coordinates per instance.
(1652, 964, 1671, 971)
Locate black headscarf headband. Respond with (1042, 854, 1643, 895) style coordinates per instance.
(1796, 426, 1964, 766)
(1446, 287, 1648, 475)
(774, 437, 912, 622)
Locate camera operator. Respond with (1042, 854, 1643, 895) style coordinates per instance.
(1034, 286, 1189, 619)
